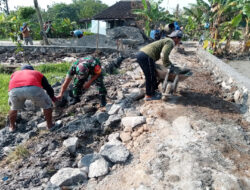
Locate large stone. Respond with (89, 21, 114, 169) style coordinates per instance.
(108, 132, 120, 142)
(62, 57, 77, 63)
(100, 143, 130, 163)
(50, 168, 87, 187)
(78, 153, 103, 168)
(106, 26, 145, 45)
(121, 116, 146, 130)
(95, 112, 109, 124)
(108, 104, 121, 115)
(37, 122, 47, 130)
(88, 157, 109, 178)
(105, 114, 121, 128)
(124, 108, 141, 117)
(126, 88, 144, 101)
(120, 132, 132, 143)
(63, 137, 79, 154)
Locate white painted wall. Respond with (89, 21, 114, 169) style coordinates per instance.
(91, 20, 107, 35)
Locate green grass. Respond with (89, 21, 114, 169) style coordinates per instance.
(0, 62, 71, 120)
(6, 145, 30, 164)
(0, 74, 11, 116)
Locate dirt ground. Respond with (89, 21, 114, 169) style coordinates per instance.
(83, 44, 249, 190)
(0, 43, 249, 190)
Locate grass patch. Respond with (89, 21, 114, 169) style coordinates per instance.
(0, 74, 11, 120)
(6, 145, 30, 164)
(0, 62, 71, 119)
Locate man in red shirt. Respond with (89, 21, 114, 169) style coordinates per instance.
(8, 65, 57, 132)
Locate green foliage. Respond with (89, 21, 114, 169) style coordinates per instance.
(83, 31, 93, 36)
(45, 3, 79, 22)
(0, 0, 107, 40)
(73, 0, 108, 19)
(0, 73, 10, 116)
(35, 62, 71, 73)
(133, 0, 173, 36)
(18, 7, 36, 20)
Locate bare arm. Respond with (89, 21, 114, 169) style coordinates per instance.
(83, 73, 100, 89)
(56, 76, 72, 99)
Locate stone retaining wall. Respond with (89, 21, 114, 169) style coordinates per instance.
(0, 45, 117, 54)
(197, 48, 250, 122)
(0, 45, 117, 63)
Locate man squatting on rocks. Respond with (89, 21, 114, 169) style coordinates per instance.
(136, 30, 185, 101)
(56, 53, 107, 107)
(8, 65, 57, 132)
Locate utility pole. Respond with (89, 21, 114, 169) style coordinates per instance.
(33, 0, 49, 45)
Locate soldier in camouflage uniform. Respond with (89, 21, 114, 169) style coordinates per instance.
(56, 56, 107, 106)
(136, 30, 184, 101)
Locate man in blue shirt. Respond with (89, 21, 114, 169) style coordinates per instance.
(71, 30, 83, 38)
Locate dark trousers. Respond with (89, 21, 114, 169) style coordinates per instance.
(136, 51, 158, 96)
(72, 73, 107, 98)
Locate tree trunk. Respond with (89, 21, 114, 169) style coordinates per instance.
(33, 0, 49, 45)
(5, 0, 9, 15)
(225, 30, 233, 53)
(243, 18, 249, 52)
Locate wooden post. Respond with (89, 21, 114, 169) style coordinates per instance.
(96, 20, 100, 50)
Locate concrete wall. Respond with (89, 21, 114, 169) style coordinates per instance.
(197, 48, 250, 122)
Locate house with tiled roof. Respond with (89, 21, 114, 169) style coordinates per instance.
(92, 0, 144, 29)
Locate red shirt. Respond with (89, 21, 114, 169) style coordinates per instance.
(9, 70, 44, 91)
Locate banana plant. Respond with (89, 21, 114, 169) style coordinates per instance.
(241, 0, 250, 52)
(222, 13, 242, 52)
(133, 0, 172, 36)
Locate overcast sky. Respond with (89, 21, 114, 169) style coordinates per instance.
(8, 0, 199, 12)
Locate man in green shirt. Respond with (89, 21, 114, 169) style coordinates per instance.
(136, 30, 184, 101)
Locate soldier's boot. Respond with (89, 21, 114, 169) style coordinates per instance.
(100, 95, 107, 107)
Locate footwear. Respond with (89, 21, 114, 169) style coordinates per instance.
(145, 94, 162, 101)
(154, 91, 162, 98)
(48, 121, 62, 132)
(69, 97, 80, 105)
(9, 126, 16, 133)
(100, 95, 107, 107)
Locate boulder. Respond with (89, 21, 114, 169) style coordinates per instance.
(37, 122, 47, 130)
(106, 26, 145, 46)
(78, 153, 103, 168)
(50, 168, 87, 187)
(63, 137, 79, 154)
(126, 88, 144, 101)
(88, 157, 109, 178)
(108, 132, 120, 142)
(120, 132, 132, 143)
(121, 116, 146, 130)
(104, 114, 121, 128)
(108, 104, 121, 115)
(100, 143, 130, 163)
(95, 112, 109, 124)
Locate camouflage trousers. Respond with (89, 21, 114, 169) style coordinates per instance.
(72, 74, 107, 98)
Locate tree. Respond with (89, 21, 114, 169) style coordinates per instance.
(73, 0, 108, 20)
(33, 0, 49, 45)
(133, 0, 172, 36)
(0, 0, 9, 15)
(46, 3, 79, 22)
